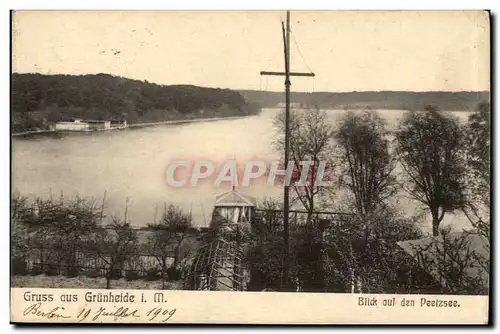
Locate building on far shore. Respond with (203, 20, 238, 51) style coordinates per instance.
(110, 119, 127, 129)
(87, 120, 111, 130)
(276, 102, 302, 109)
(55, 119, 90, 131)
(55, 119, 115, 131)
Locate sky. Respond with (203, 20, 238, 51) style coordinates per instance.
(12, 10, 490, 92)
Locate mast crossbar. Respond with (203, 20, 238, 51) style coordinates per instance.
(260, 71, 315, 77)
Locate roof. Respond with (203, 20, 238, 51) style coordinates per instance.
(397, 231, 490, 289)
(56, 119, 110, 124)
(86, 120, 110, 123)
(214, 189, 257, 207)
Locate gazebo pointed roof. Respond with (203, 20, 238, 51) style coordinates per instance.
(214, 188, 257, 207)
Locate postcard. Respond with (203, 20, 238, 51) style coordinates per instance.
(10, 10, 490, 325)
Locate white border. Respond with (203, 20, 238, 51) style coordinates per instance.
(2, 1, 497, 332)
(3, 1, 499, 10)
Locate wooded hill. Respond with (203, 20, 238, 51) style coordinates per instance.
(12, 73, 261, 133)
(12, 73, 489, 134)
(239, 90, 490, 111)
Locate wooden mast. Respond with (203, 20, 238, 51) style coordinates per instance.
(283, 10, 291, 290)
(260, 10, 315, 290)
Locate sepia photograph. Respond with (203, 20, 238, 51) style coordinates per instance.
(10, 9, 491, 324)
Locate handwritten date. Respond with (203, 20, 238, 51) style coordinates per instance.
(23, 302, 177, 323)
(76, 306, 139, 322)
(76, 306, 176, 323)
(146, 307, 177, 322)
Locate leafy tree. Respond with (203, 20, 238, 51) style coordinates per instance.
(395, 106, 467, 236)
(330, 110, 399, 291)
(335, 110, 396, 216)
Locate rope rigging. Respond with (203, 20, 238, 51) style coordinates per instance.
(259, 25, 316, 102)
(289, 29, 314, 76)
(259, 31, 287, 92)
(290, 28, 316, 105)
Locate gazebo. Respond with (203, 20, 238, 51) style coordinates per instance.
(210, 187, 257, 231)
(185, 188, 256, 291)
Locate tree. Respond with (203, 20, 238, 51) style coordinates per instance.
(465, 101, 491, 194)
(395, 106, 467, 236)
(18, 195, 101, 276)
(57, 196, 102, 276)
(331, 110, 397, 291)
(11, 194, 31, 275)
(90, 218, 138, 289)
(335, 110, 396, 216)
(461, 101, 491, 278)
(323, 205, 424, 293)
(248, 198, 333, 292)
(406, 226, 488, 295)
(145, 204, 192, 287)
(273, 107, 335, 220)
(272, 108, 335, 291)
(246, 199, 301, 291)
(463, 101, 491, 235)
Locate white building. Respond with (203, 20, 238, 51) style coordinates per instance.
(87, 120, 111, 130)
(55, 119, 90, 131)
(55, 119, 112, 131)
(276, 102, 302, 109)
(211, 188, 257, 231)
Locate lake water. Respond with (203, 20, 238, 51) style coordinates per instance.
(12, 108, 473, 232)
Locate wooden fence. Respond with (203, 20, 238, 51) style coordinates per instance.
(12, 224, 199, 279)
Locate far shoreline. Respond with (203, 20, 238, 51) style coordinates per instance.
(11, 114, 257, 138)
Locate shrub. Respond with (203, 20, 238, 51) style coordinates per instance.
(145, 268, 161, 281)
(166, 267, 181, 281)
(11, 258, 27, 275)
(125, 270, 143, 281)
(107, 268, 122, 280)
(85, 269, 101, 278)
(66, 266, 80, 278)
(44, 264, 60, 276)
(29, 264, 43, 276)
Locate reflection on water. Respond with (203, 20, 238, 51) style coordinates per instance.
(12, 109, 473, 230)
